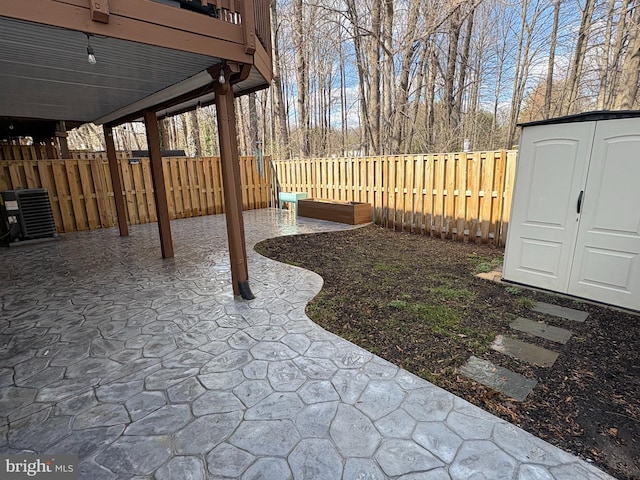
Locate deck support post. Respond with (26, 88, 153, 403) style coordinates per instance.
(55, 121, 70, 158)
(103, 124, 129, 237)
(215, 76, 254, 299)
(143, 110, 174, 258)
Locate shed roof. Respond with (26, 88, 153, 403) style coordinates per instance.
(518, 110, 640, 128)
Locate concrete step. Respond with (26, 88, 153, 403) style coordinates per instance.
(459, 356, 537, 401)
(532, 302, 588, 323)
(510, 317, 573, 344)
(490, 335, 559, 367)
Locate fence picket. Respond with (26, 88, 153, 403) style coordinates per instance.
(52, 161, 74, 232)
(433, 155, 445, 238)
(468, 154, 482, 241)
(212, 157, 224, 213)
(78, 160, 100, 230)
(131, 161, 148, 224)
(423, 155, 434, 235)
(455, 153, 467, 242)
(492, 151, 507, 246)
(90, 159, 112, 228)
(500, 151, 518, 246)
(444, 154, 456, 239)
(23, 161, 38, 188)
(120, 160, 138, 225)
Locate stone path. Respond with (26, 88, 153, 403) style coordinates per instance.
(464, 275, 590, 402)
(509, 317, 573, 344)
(459, 356, 537, 402)
(0, 210, 614, 479)
(533, 302, 589, 323)
(491, 334, 559, 367)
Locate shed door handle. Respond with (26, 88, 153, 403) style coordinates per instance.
(577, 190, 584, 214)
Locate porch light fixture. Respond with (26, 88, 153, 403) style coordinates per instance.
(218, 62, 226, 84)
(86, 34, 97, 65)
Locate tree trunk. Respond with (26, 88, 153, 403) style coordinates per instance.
(407, 39, 428, 152)
(444, 5, 462, 148)
(186, 110, 201, 157)
(565, 0, 595, 114)
(270, 0, 290, 159)
(391, 0, 421, 154)
(367, 0, 382, 155)
(544, 0, 561, 117)
(506, 0, 541, 149)
(160, 119, 171, 150)
(424, 47, 437, 150)
(453, 6, 475, 147)
(616, 4, 640, 109)
(346, 0, 371, 154)
(339, 26, 348, 155)
(606, 0, 631, 108)
(293, 0, 310, 157)
(382, 0, 394, 153)
(248, 93, 259, 156)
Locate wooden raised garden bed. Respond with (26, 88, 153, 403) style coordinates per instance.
(298, 198, 372, 225)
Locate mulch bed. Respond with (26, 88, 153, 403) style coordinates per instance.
(255, 224, 640, 480)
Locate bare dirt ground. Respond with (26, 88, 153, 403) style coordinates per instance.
(255, 224, 640, 480)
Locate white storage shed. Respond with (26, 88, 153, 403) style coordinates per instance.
(503, 111, 640, 312)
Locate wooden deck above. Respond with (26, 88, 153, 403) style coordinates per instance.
(0, 0, 272, 126)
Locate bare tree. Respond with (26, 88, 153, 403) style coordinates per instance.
(381, 0, 394, 153)
(544, 0, 561, 118)
(605, 0, 632, 108)
(367, 0, 382, 154)
(391, 0, 421, 153)
(616, 2, 640, 109)
(564, 0, 596, 115)
(506, 0, 545, 149)
(293, 0, 310, 157)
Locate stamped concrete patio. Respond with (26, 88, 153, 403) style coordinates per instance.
(0, 209, 614, 479)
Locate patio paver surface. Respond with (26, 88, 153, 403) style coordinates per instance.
(0, 209, 614, 479)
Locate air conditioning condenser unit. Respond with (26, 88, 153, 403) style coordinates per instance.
(1, 188, 57, 245)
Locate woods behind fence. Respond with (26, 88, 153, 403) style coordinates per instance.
(1, 151, 516, 245)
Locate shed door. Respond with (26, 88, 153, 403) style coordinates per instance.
(503, 123, 594, 291)
(568, 118, 640, 310)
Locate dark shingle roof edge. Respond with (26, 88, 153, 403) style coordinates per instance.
(518, 110, 640, 128)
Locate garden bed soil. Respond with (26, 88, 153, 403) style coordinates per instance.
(255, 224, 640, 480)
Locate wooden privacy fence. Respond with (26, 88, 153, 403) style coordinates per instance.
(273, 151, 518, 246)
(1, 144, 39, 161)
(0, 156, 273, 233)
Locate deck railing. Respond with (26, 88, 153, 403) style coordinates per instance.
(253, 0, 271, 54)
(158, 0, 271, 55)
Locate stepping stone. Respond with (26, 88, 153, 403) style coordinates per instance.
(510, 317, 573, 344)
(475, 271, 502, 283)
(490, 335, 559, 367)
(459, 356, 536, 401)
(532, 302, 588, 323)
